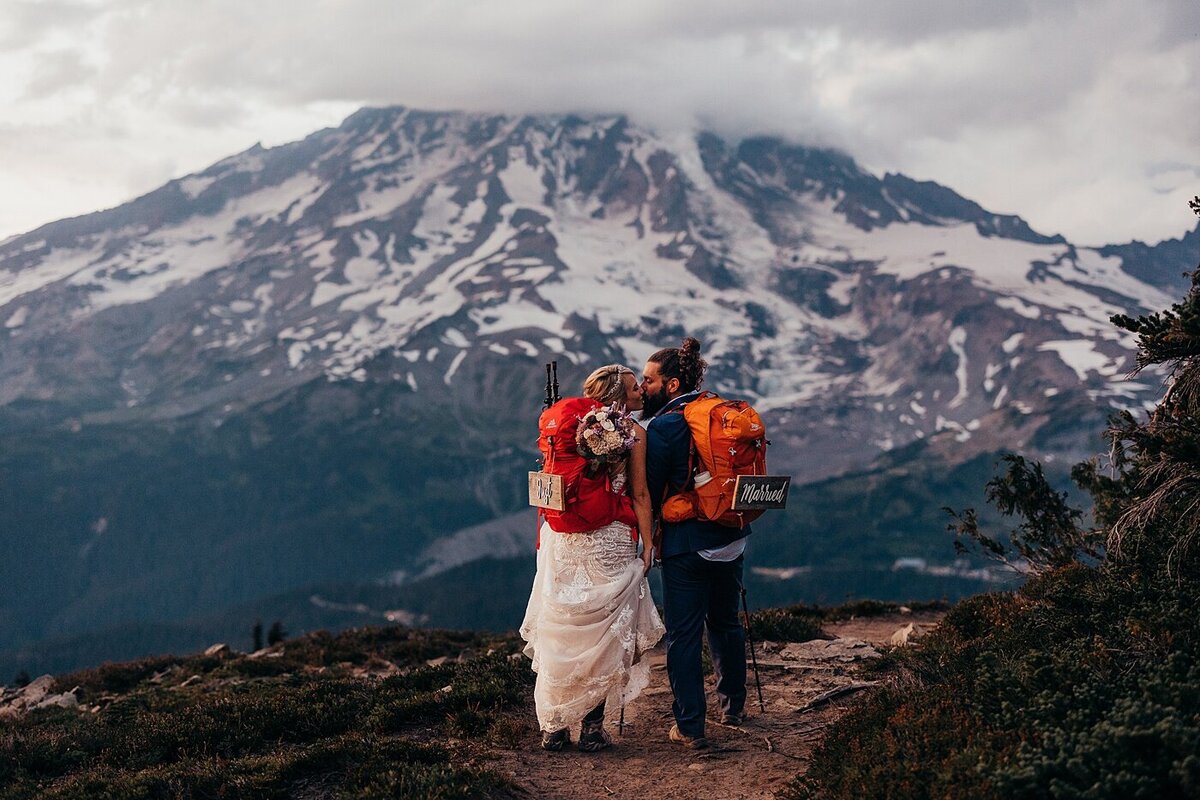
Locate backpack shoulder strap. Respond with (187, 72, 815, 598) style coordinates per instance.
(681, 392, 723, 471)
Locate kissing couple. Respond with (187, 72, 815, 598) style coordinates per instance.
(520, 336, 752, 753)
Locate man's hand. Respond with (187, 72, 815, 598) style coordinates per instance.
(641, 547, 654, 576)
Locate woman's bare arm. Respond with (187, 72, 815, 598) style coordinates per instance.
(629, 422, 654, 574)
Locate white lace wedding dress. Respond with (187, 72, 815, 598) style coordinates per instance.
(520, 518, 666, 733)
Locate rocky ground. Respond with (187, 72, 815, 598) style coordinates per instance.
(0, 609, 942, 799)
(496, 610, 944, 800)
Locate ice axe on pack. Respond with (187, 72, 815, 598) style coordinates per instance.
(543, 360, 560, 409)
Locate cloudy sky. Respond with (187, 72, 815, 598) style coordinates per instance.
(1, 0, 1197, 245)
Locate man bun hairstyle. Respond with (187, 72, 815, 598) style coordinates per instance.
(583, 364, 634, 404)
(649, 336, 708, 392)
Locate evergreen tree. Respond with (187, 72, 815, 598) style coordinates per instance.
(1104, 196, 1200, 579)
(949, 453, 1099, 573)
(267, 621, 287, 646)
(794, 197, 1200, 800)
(252, 620, 263, 652)
(951, 195, 1200, 582)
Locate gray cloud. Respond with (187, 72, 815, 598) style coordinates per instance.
(21, 48, 94, 98)
(0, 0, 103, 48)
(0, 0, 1197, 243)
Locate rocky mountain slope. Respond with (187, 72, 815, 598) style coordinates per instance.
(0, 106, 1194, 675)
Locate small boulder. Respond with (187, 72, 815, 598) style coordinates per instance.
(35, 691, 79, 710)
(890, 623, 915, 646)
(780, 638, 880, 663)
(19, 675, 56, 707)
(204, 643, 230, 657)
(247, 646, 283, 659)
(356, 656, 401, 678)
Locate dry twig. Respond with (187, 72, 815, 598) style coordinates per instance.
(797, 681, 879, 714)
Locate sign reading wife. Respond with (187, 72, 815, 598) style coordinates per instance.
(528, 471, 566, 511)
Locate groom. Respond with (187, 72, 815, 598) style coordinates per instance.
(642, 337, 750, 750)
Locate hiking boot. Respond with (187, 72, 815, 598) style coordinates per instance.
(541, 728, 570, 752)
(577, 719, 611, 752)
(720, 712, 744, 727)
(669, 723, 710, 750)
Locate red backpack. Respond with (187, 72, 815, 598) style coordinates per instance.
(537, 397, 636, 536)
(660, 391, 768, 528)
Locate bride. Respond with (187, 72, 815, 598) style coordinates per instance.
(520, 364, 666, 752)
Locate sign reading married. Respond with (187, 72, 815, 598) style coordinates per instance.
(731, 475, 792, 511)
(528, 471, 566, 511)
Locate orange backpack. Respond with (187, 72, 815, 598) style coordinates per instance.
(660, 391, 768, 528)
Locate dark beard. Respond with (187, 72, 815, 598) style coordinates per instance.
(641, 387, 670, 418)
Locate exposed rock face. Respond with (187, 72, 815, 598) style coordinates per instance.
(0, 107, 1187, 453)
(0, 106, 1194, 672)
(0, 674, 79, 717)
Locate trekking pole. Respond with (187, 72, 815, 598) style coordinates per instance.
(544, 363, 553, 409)
(740, 584, 766, 713)
(550, 360, 560, 404)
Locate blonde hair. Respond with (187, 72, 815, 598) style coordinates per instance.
(583, 364, 635, 405)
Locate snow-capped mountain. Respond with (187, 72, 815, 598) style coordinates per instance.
(1, 108, 1189, 471)
(1, 107, 1195, 673)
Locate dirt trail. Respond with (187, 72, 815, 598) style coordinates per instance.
(494, 610, 943, 800)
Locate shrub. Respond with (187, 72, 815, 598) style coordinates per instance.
(748, 606, 825, 643)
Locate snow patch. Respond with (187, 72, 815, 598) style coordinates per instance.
(996, 296, 1041, 320)
(4, 306, 27, 328)
(498, 148, 548, 209)
(983, 362, 1002, 392)
(442, 327, 470, 347)
(935, 415, 972, 442)
(947, 327, 969, 409)
(444, 350, 467, 384)
(178, 175, 217, 198)
(1038, 340, 1110, 381)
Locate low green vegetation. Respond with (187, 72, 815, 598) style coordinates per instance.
(0, 627, 531, 799)
(2, 593, 894, 798)
(1, 601, 860, 799)
(789, 199, 1200, 799)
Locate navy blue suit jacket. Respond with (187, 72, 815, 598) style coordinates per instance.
(645, 391, 752, 559)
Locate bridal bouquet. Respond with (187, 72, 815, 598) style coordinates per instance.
(576, 404, 638, 483)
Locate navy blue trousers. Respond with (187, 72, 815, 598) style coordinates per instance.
(662, 551, 747, 738)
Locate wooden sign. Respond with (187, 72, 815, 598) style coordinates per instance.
(528, 471, 566, 511)
(731, 475, 791, 511)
